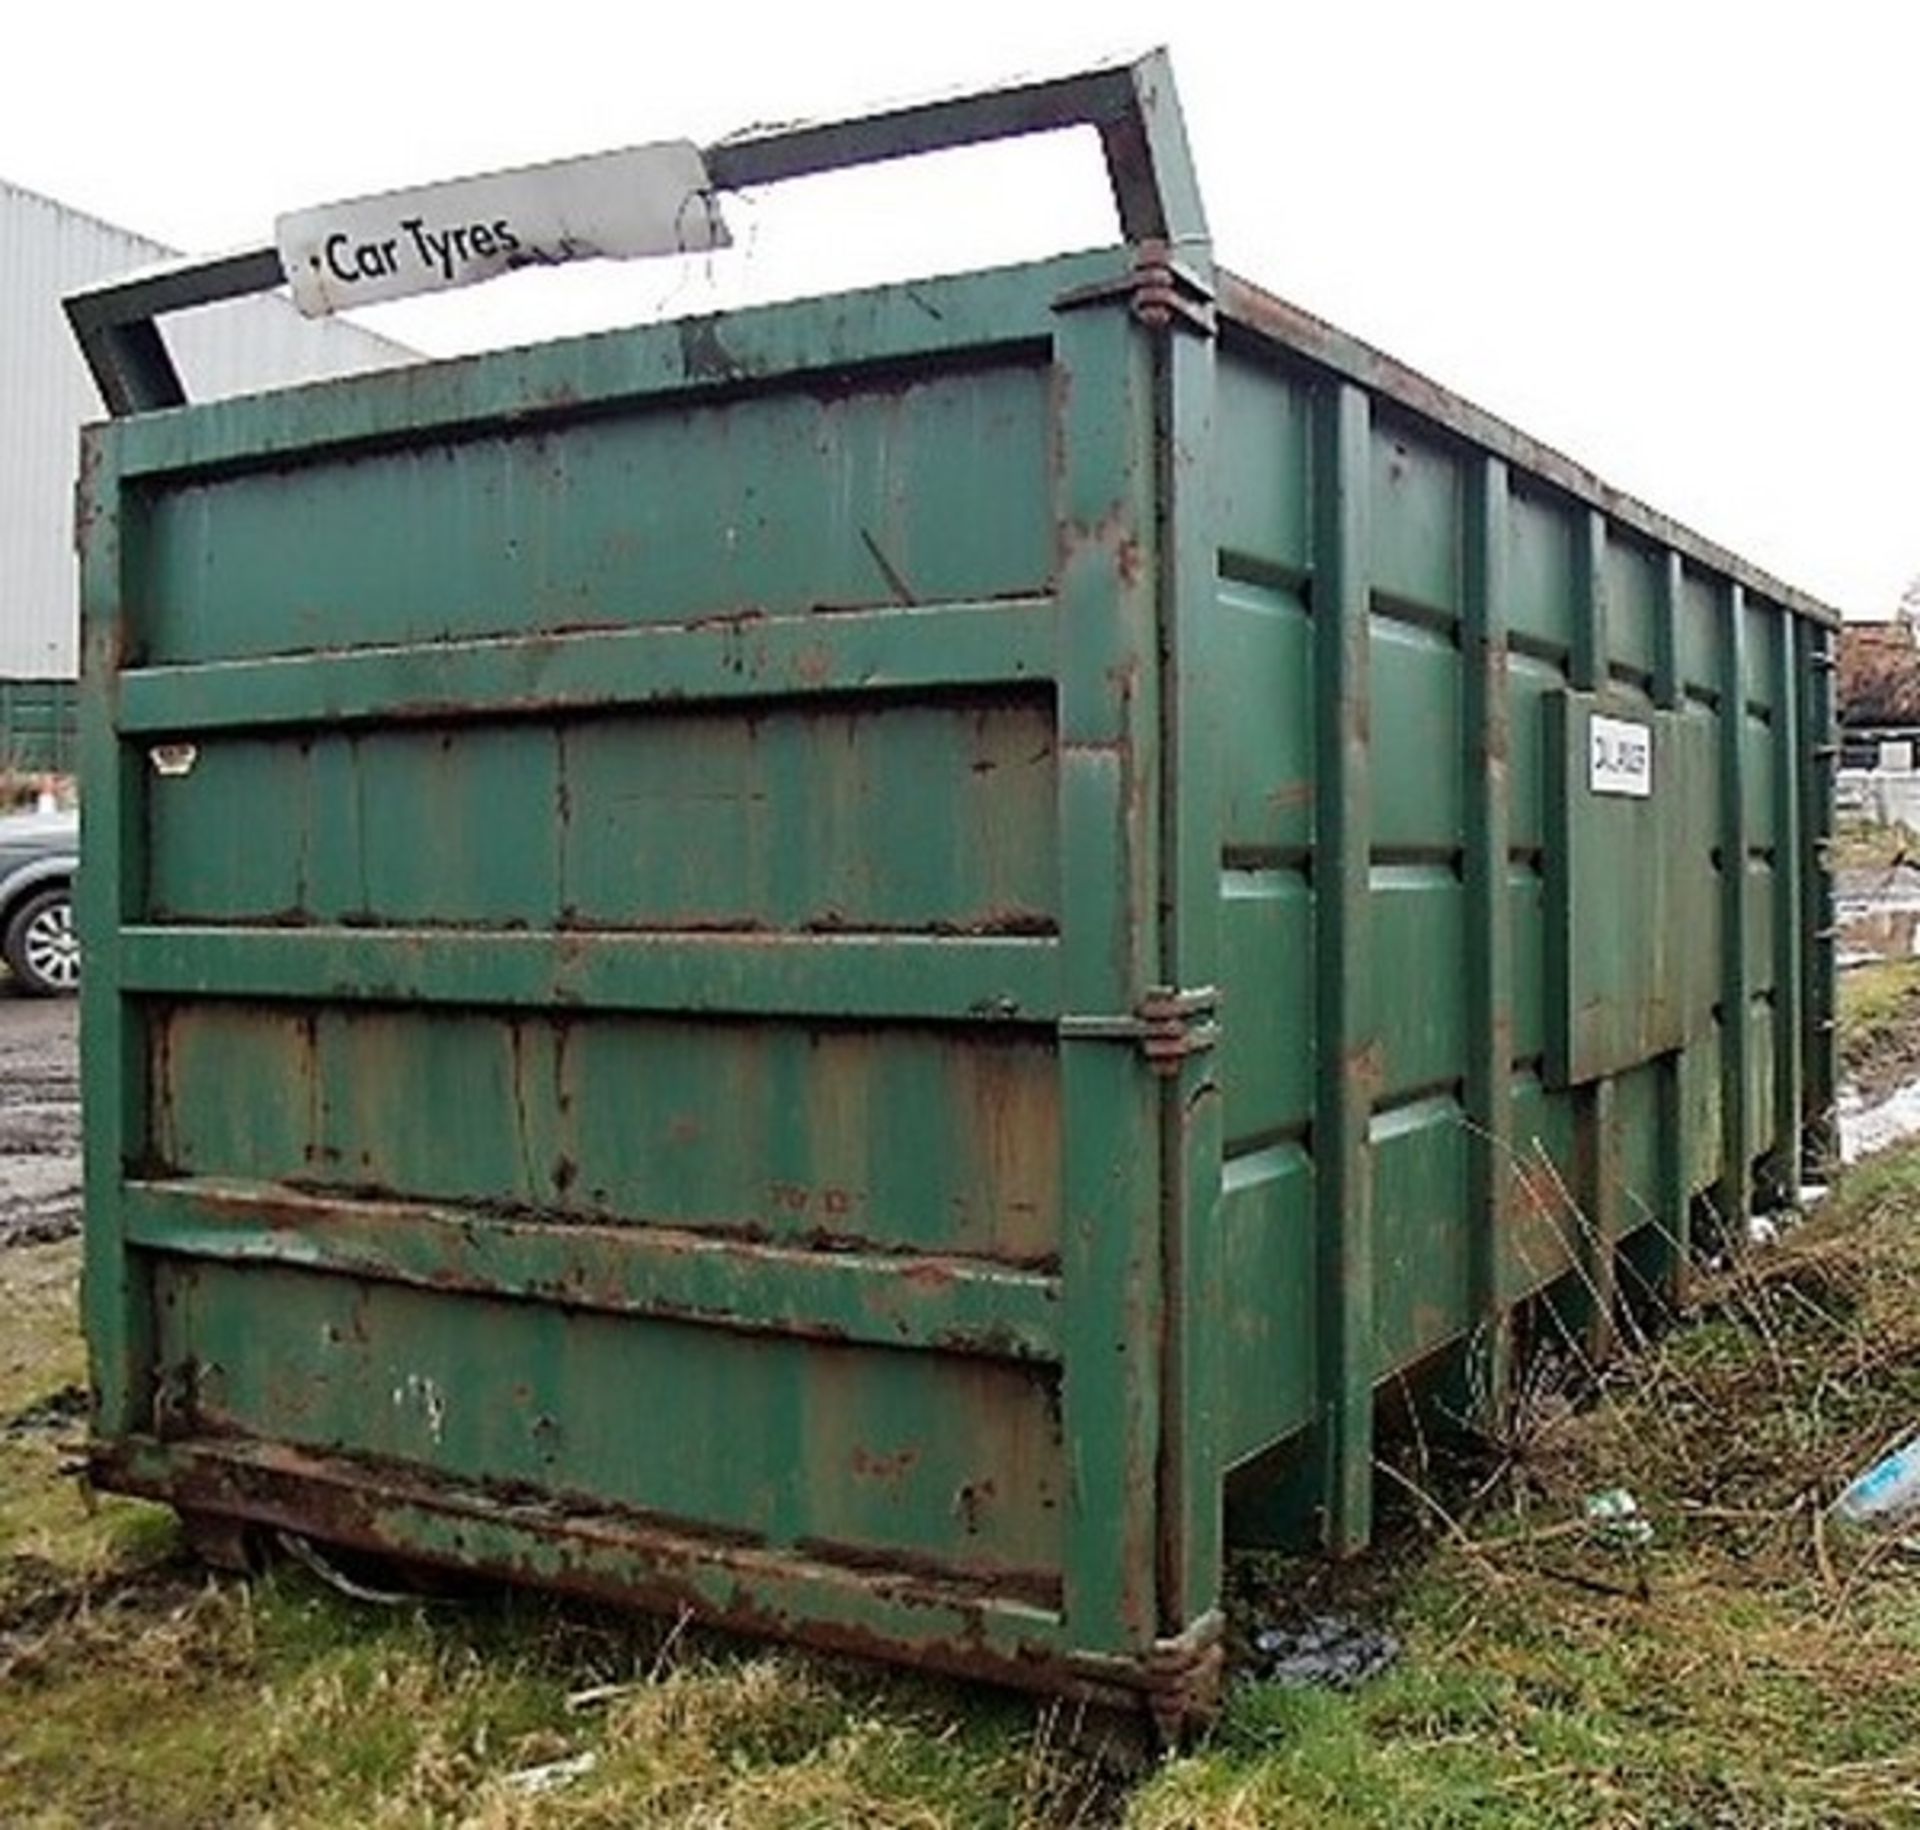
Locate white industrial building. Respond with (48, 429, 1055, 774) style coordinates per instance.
(1, 178, 407, 697)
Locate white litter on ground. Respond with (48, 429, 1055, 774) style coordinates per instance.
(1839, 1080, 1920, 1165)
(503, 1753, 597, 1796)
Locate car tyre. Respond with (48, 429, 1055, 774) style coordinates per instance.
(3, 885, 79, 996)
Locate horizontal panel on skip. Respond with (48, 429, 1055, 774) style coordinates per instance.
(140, 691, 1060, 938)
(126, 357, 1058, 666)
(116, 598, 1058, 734)
(117, 927, 1061, 1026)
(123, 1178, 1060, 1362)
(147, 1254, 1067, 1602)
(140, 1000, 1065, 1268)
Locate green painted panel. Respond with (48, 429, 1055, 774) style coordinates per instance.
(125, 927, 1058, 1024)
(114, 257, 1087, 482)
(145, 735, 314, 920)
(1368, 866, 1464, 1100)
(139, 360, 1055, 665)
(1507, 488, 1575, 658)
(145, 696, 1057, 935)
(1509, 1073, 1577, 1294)
(152, 1257, 1066, 1584)
(1604, 538, 1659, 684)
(1510, 862, 1545, 1064)
(560, 696, 1056, 935)
(1507, 650, 1566, 853)
(122, 599, 1055, 736)
(1743, 598, 1781, 712)
(1219, 869, 1313, 1148)
(1216, 582, 1312, 854)
(1749, 998, 1778, 1161)
(1219, 1141, 1314, 1461)
(1606, 678, 1657, 719)
(1369, 418, 1461, 618)
(1677, 571, 1721, 699)
(148, 723, 555, 926)
(1371, 615, 1462, 852)
(1747, 859, 1777, 996)
(1215, 351, 1309, 577)
(131, 1183, 1057, 1361)
(1682, 1030, 1723, 1194)
(1610, 1063, 1661, 1241)
(1370, 1094, 1469, 1372)
(1744, 715, 1779, 850)
(1546, 692, 1716, 1084)
(150, 1003, 1062, 1264)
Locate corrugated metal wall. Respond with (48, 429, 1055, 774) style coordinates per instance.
(1, 179, 409, 680)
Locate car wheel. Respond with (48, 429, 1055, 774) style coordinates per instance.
(4, 886, 80, 996)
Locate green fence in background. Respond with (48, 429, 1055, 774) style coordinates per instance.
(0, 678, 78, 774)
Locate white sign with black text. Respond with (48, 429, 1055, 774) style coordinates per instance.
(1589, 714, 1653, 798)
(276, 142, 729, 317)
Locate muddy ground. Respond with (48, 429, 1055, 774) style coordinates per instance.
(0, 991, 79, 1250)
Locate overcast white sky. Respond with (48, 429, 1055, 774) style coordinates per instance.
(5, 1, 1911, 616)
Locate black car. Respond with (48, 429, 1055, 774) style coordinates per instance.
(0, 808, 79, 995)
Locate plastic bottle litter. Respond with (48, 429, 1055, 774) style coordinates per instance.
(504, 1753, 597, 1797)
(1832, 1434, 1920, 1526)
(1584, 1488, 1654, 1549)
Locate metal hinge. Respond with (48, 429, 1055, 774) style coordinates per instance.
(1060, 984, 1220, 1074)
(1053, 242, 1216, 336)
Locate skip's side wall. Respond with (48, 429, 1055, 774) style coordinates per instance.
(1205, 279, 1836, 1551)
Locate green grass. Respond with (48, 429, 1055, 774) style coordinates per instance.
(1132, 1145, 1920, 1827)
(0, 1257, 1112, 1827)
(1838, 956, 1920, 1098)
(11, 1154, 1920, 1825)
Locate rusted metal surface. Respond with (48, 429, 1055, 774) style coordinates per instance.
(94, 1434, 1224, 1729)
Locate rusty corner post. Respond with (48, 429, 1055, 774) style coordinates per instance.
(1313, 381, 1375, 1556)
(65, 51, 1209, 419)
(1041, 50, 1224, 1726)
(1714, 584, 1755, 1248)
(1804, 623, 1840, 1171)
(1142, 190, 1224, 1683)
(1565, 510, 1620, 1362)
(1645, 553, 1692, 1314)
(1455, 455, 1515, 1429)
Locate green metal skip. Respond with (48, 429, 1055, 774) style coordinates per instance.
(68, 55, 1837, 1730)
